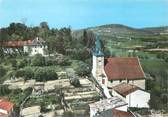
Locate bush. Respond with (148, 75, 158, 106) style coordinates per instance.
(17, 59, 28, 68)
(31, 54, 45, 66)
(75, 62, 90, 76)
(10, 59, 17, 69)
(0, 66, 6, 77)
(15, 69, 25, 78)
(70, 78, 80, 87)
(34, 68, 58, 82)
(23, 67, 34, 80)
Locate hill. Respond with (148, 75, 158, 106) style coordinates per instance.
(72, 24, 157, 41)
(142, 26, 168, 34)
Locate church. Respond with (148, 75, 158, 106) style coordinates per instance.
(92, 38, 146, 90)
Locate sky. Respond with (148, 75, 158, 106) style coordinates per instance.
(0, 0, 168, 29)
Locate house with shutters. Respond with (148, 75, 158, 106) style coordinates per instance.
(92, 38, 146, 90)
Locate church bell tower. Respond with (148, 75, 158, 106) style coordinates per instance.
(92, 36, 105, 84)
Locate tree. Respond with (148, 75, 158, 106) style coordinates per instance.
(17, 59, 28, 68)
(10, 59, 17, 70)
(0, 66, 6, 77)
(75, 61, 90, 76)
(34, 68, 58, 81)
(23, 67, 34, 80)
(15, 69, 25, 78)
(31, 54, 45, 66)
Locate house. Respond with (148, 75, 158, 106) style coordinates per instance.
(0, 37, 47, 56)
(112, 83, 150, 108)
(23, 37, 47, 56)
(92, 38, 146, 89)
(0, 98, 14, 117)
(89, 96, 131, 117)
(0, 39, 32, 54)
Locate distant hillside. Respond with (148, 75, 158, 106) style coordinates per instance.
(142, 26, 168, 34)
(72, 24, 158, 41)
(72, 24, 168, 52)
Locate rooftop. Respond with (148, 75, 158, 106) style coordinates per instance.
(0, 40, 32, 48)
(89, 96, 127, 112)
(0, 99, 14, 112)
(104, 57, 145, 80)
(0, 37, 45, 47)
(112, 83, 139, 97)
(112, 109, 134, 117)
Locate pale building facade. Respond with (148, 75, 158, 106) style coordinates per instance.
(112, 83, 150, 108)
(24, 37, 47, 56)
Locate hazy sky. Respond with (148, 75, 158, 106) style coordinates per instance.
(0, 0, 168, 29)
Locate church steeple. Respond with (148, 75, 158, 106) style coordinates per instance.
(93, 36, 104, 57)
(92, 36, 106, 85)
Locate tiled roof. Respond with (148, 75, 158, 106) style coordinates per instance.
(112, 109, 134, 117)
(0, 37, 45, 48)
(0, 40, 32, 48)
(0, 100, 14, 112)
(112, 83, 139, 97)
(104, 57, 145, 80)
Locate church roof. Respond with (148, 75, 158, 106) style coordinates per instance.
(104, 57, 145, 80)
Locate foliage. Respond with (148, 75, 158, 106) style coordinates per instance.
(31, 54, 45, 66)
(0, 66, 6, 77)
(0, 85, 11, 96)
(17, 59, 28, 68)
(23, 67, 34, 80)
(62, 111, 75, 117)
(70, 78, 81, 87)
(15, 69, 25, 78)
(34, 68, 58, 82)
(75, 61, 90, 76)
(10, 59, 17, 69)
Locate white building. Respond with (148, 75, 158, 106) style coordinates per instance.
(24, 37, 47, 56)
(112, 83, 150, 108)
(92, 38, 146, 90)
(0, 98, 14, 117)
(89, 96, 129, 117)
